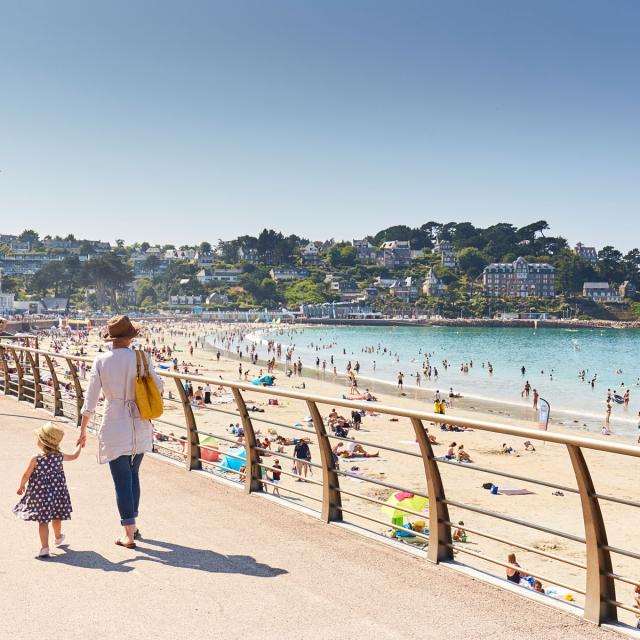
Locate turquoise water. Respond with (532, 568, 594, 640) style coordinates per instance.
(251, 325, 640, 436)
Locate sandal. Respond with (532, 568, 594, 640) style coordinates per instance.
(134, 529, 142, 541)
(115, 539, 136, 549)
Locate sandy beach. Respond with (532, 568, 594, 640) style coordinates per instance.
(37, 320, 640, 624)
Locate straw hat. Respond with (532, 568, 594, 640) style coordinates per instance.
(102, 315, 141, 341)
(34, 422, 65, 452)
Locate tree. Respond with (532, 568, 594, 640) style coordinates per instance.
(597, 246, 626, 284)
(19, 229, 39, 243)
(554, 251, 597, 295)
(136, 279, 158, 306)
(327, 244, 357, 267)
(457, 247, 489, 278)
(80, 253, 133, 309)
(199, 241, 212, 253)
(143, 254, 161, 280)
(28, 260, 66, 297)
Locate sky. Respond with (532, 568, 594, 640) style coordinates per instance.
(0, 1, 638, 249)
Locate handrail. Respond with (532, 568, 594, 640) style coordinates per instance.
(2, 338, 640, 628)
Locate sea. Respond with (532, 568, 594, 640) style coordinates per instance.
(235, 324, 640, 438)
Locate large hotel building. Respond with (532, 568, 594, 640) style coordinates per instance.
(482, 256, 555, 298)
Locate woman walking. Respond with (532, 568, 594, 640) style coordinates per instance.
(78, 316, 163, 549)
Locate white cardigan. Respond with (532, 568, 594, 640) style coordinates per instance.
(81, 348, 164, 464)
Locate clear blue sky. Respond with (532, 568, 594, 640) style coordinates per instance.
(0, 1, 638, 249)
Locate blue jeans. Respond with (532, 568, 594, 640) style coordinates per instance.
(108, 454, 144, 526)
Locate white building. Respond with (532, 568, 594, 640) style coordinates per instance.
(269, 268, 309, 282)
(301, 242, 321, 265)
(197, 268, 242, 284)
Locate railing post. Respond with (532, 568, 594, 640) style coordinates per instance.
(306, 400, 342, 522)
(64, 358, 84, 427)
(411, 418, 453, 563)
(0, 345, 9, 395)
(9, 347, 24, 400)
(231, 387, 262, 493)
(25, 351, 43, 409)
(566, 444, 617, 624)
(44, 354, 63, 416)
(173, 378, 201, 471)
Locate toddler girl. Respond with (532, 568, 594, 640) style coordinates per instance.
(13, 422, 81, 557)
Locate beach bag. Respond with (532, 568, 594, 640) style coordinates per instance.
(135, 350, 163, 420)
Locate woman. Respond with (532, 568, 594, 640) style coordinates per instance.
(506, 552, 526, 584)
(78, 315, 164, 549)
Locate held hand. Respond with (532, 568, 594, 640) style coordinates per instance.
(17, 486, 25, 496)
(77, 430, 87, 448)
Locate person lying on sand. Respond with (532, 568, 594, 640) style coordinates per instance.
(335, 441, 379, 458)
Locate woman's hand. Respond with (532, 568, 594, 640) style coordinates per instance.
(17, 485, 25, 495)
(77, 428, 87, 448)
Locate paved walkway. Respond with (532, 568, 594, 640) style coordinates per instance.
(0, 397, 619, 640)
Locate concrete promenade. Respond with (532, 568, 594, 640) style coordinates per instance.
(0, 397, 618, 640)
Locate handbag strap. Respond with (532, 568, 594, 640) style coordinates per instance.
(135, 349, 143, 379)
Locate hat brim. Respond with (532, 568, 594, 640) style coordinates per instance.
(102, 322, 142, 341)
(34, 427, 61, 451)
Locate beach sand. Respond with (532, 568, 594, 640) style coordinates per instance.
(39, 321, 640, 625)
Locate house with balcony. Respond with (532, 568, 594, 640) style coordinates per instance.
(352, 239, 376, 264)
(196, 268, 242, 284)
(376, 240, 412, 268)
(422, 268, 447, 297)
(269, 268, 309, 282)
(301, 242, 322, 265)
(583, 282, 622, 302)
(389, 276, 420, 303)
(433, 239, 458, 269)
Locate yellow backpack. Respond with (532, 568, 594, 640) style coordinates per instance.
(135, 349, 164, 420)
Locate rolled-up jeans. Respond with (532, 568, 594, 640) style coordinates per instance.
(108, 454, 144, 526)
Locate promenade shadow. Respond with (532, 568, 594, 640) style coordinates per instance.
(51, 547, 135, 573)
(135, 538, 287, 578)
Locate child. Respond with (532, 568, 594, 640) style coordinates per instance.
(14, 422, 81, 558)
(271, 459, 282, 496)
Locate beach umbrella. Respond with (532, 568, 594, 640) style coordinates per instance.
(381, 491, 428, 523)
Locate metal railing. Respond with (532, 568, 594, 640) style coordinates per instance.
(1, 339, 639, 629)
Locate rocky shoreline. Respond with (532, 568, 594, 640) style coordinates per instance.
(298, 317, 640, 330)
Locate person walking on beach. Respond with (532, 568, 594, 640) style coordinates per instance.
(14, 422, 81, 557)
(605, 399, 612, 428)
(521, 381, 530, 398)
(397, 372, 404, 391)
(532, 388, 539, 411)
(293, 439, 311, 481)
(78, 316, 164, 549)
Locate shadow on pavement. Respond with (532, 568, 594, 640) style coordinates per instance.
(134, 538, 288, 577)
(51, 547, 135, 572)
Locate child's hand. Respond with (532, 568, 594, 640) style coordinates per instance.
(17, 485, 25, 496)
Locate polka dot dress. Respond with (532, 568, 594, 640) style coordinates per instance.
(13, 453, 72, 522)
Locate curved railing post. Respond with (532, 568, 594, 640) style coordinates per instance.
(9, 347, 24, 400)
(24, 350, 43, 409)
(231, 387, 262, 493)
(306, 400, 342, 522)
(411, 418, 453, 563)
(0, 345, 9, 395)
(44, 354, 63, 416)
(64, 357, 84, 426)
(566, 444, 617, 624)
(174, 377, 201, 471)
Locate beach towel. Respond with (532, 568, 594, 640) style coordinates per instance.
(499, 488, 535, 496)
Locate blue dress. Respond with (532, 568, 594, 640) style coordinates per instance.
(13, 453, 73, 522)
